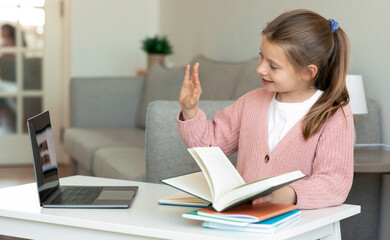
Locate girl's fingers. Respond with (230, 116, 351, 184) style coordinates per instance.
(184, 64, 190, 82)
(252, 194, 272, 205)
(181, 63, 201, 108)
(192, 63, 201, 89)
(252, 198, 266, 205)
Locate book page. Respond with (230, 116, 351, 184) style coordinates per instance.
(159, 191, 209, 203)
(214, 171, 305, 211)
(161, 171, 212, 202)
(190, 147, 244, 203)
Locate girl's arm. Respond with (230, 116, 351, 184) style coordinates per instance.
(252, 106, 354, 209)
(177, 99, 243, 156)
(289, 107, 355, 209)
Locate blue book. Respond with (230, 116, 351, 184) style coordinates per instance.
(202, 210, 301, 233)
(183, 207, 300, 226)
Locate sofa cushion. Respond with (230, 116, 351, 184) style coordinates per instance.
(136, 64, 186, 128)
(70, 77, 144, 128)
(93, 147, 146, 181)
(64, 128, 145, 173)
(232, 56, 263, 99)
(189, 55, 248, 100)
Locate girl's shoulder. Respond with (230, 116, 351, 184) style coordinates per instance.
(332, 104, 353, 121)
(322, 104, 354, 132)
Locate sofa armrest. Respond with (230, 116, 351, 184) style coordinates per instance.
(145, 100, 236, 183)
(69, 77, 144, 128)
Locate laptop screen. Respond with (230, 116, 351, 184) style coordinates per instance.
(27, 111, 60, 201)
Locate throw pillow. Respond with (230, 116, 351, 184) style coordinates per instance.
(136, 64, 185, 128)
(189, 55, 248, 100)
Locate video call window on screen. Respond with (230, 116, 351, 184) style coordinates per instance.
(35, 125, 57, 174)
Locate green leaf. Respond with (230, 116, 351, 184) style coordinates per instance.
(141, 35, 173, 54)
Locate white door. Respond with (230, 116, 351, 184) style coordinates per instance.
(0, 0, 63, 165)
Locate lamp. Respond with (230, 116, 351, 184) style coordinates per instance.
(347, 75, 390, 150)
(346, 74, 368, 115)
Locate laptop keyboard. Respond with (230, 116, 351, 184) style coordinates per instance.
(52, 186, 103, 205)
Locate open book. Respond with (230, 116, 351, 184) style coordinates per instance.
(161, 147, 306, 212)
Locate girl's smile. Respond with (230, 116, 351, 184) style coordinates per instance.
(262, 78, 273, 85)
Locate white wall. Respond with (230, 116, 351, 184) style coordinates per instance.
(159, 0, 390, 145)
(71, 0, 159, 77)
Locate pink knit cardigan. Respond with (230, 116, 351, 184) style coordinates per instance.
(177, 88, 355, 209)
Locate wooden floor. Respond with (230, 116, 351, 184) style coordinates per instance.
(0, 164, 72, 240)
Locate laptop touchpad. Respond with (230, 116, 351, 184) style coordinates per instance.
(97, 191, 135, 200)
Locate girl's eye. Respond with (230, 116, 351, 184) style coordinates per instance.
(270, 64, 277, 70)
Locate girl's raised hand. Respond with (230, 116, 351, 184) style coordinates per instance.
(179, 63, 202, 120)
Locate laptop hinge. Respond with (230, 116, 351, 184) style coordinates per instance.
(41, 186, 61, 204)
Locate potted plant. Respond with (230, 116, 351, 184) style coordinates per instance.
(142, 35, 173, 70)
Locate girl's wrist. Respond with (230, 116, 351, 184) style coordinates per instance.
(287, 186, 297, 205)
(182, 107, 198, 120)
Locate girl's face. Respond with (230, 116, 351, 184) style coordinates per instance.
(257, 36, 315, 103)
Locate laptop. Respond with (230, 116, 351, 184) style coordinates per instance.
(27, 110, 138, 208)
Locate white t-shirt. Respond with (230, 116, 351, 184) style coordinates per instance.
(267, 90, 323, 152)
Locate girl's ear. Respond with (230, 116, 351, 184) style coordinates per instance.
(307, 64, 318, 80)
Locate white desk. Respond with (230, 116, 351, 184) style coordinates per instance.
(0, 176, 360, 240)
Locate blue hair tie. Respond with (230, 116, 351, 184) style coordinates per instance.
(329, 18, 339, 33)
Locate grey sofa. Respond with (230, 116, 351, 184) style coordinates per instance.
(64, 55, 261, 181)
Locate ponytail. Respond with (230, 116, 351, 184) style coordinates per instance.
(302, 24, 350, 139)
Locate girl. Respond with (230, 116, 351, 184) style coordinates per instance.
(177, 9, 354, 209)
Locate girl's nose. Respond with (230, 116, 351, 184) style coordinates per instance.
(257, 62, 267, 76)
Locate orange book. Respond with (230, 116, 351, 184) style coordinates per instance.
(198, 203, 297, 223)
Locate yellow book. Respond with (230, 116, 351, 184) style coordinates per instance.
(158, 191, 210, 207)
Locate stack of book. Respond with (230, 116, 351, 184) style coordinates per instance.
(159, 147, 304, 233)
(182, 203, 301, 233)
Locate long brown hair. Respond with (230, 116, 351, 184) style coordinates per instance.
(262, 9, 350, 140)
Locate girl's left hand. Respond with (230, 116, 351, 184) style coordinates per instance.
(252, 186, 297, 205)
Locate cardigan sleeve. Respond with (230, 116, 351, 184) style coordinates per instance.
(290, 106, 355, 209)
(177, 98, 244, 156)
